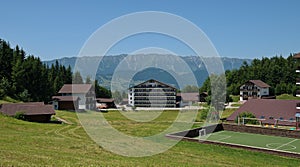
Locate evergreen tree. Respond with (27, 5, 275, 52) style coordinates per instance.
(94, 80, 111, 98)
(0, 77, 11, 98)
(201, 54, 300, 97)
(182, 85, 199, 93)
(73, 71, 83, 84)
(0, 38, 74, 102)
(112, 90, 122, 104)
(85, 76, 92, 84)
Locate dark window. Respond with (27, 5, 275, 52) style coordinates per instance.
(290, 118, 295, 121)
(279, 117, 284, 120)
(269, 116, 273, 120)
(260, 116, 265, 119)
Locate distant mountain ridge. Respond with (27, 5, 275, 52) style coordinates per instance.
(43, 54, 252, 89)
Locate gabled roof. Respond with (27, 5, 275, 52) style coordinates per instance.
(246, 80, 271, 88)
(58, 84, 93, 94)
(227, 99, 300, 126)
(0, 103, 56, 116)
(129, 79, 177, 89)
(52, 96, 80, 102)
(96, 98, 114, 103)
(293, 53, 300, 59)
(177, 93, 199, 102)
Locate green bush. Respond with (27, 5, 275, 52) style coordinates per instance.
(14, 111, 26, 120)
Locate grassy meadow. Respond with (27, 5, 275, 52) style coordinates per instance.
(1, 109, 300, 166)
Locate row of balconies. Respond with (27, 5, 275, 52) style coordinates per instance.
(240, 88, 260, 92)
(134, 104, 176, 107)
(134, 100, 176, 104)
(134, 93, 176, 96)
(134, 97, 176, 100)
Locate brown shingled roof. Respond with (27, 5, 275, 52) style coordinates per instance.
(0, 103, 56, 116)
(227, 99, 300, 126)
(177, 93, 199, 102)
(96, 98, 114, 103)
(130, 79, 177, 89)
(248, 80, 271, 88)
(52, 96, 80, 101)
(58, 84, 93, 94)
(293, 53, 300, 59)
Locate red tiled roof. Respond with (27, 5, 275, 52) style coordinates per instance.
(248, 80, 271, 88)
(52, 96, 80, 101)
(96, 98, 114, 103)
(58, 84, 92, 94)
(0, 103, 56, 116)
(227, 99, 300, 126)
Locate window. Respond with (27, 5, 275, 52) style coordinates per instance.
(279, 117, 284, 120)
(260, 116, 265, 119)
(290, 118, 295, 121)
(269, 116, 274, 120)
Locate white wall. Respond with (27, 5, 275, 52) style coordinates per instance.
(260, 87, 269, 96)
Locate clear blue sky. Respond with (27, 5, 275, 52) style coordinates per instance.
(0, 0, 299, 60)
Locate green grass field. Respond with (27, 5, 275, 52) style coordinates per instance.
(1, 110, 300, 166)
(276, 94, 300, 100)
(199, 131, 300, 153)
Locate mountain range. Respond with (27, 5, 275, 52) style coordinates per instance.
(44, 54, 252, 89)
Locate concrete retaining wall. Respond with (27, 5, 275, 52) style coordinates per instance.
(168, 124, 223, 138)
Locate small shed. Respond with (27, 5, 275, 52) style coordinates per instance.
(0, 102, 56, 122)
(96, 98, 116, 109)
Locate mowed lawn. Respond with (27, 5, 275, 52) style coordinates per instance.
(1, 110, 300, 166)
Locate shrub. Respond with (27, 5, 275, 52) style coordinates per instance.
(200, 108, 209, 120)
(14, 111, 26, 120)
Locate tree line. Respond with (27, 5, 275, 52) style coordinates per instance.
(200, 54, 299, 97)
(0, 39, 111, 102)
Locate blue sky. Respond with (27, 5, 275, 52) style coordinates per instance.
(0, 0, 299, 60)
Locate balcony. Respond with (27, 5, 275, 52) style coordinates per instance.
(297, 103, 300, 110)
(296, 66, 300, 73)
(296, 90, 300, 97)
(240, 88, 259, 92)
(296, 78, 300, 85)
